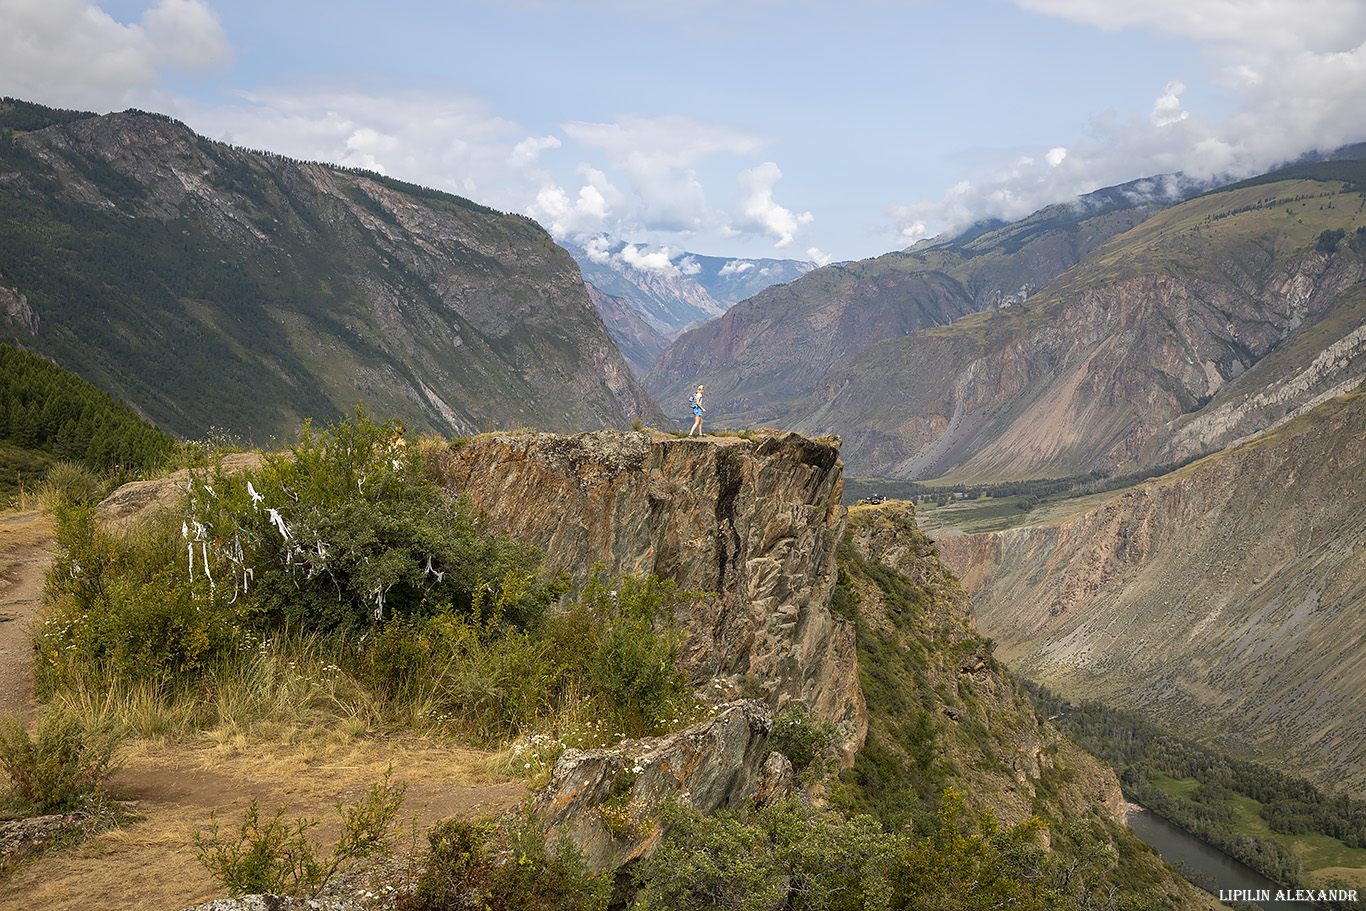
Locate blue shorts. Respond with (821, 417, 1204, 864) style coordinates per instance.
(693, 406, 703, 416)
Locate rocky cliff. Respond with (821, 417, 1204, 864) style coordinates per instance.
(780, 174, 1366, 481)
(0, 101, 665, 441)
(842, 503, 1128, 830)
(437, 432, 1144, 884)
(433, 429, 866, 754)
(644, 187, 1172, 427)
(937, 385, 1366, 793)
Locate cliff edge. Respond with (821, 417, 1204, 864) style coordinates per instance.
(434, 429, 866, 757)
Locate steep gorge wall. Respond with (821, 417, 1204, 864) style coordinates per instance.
(788, 246, 1366, 481)
(845, 504, 1128, 829)
(937, 388, 1366, 791)
(435, 429, 866, 754)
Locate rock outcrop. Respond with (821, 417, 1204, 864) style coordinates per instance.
(844, 502, 1127, 828)
(435, 429, 866, 758)
(531, 700, 788, 870)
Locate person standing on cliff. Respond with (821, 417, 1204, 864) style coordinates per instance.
(688, 384, 706, 436)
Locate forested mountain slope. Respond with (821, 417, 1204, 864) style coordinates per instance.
(0, 99, 664, 443)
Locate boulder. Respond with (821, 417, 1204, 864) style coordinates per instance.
(531, 700, 787, 870)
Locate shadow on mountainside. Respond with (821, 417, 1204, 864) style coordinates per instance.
(0, 508, 528, 911)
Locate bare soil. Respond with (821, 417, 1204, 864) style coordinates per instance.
(0, 508, 529, 911)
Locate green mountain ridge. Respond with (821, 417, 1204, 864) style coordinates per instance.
(0, 99, 664, 443)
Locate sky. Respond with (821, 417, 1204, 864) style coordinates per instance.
(3, 0, 1366, 268)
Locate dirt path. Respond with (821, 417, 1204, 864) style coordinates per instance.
(0, 510, 53, 723)
(0, 508, 530, 911)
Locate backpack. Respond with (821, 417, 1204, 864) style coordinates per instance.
(689, 391, 700, 409)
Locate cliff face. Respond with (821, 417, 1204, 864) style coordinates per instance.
(0, 105, 666, 440)
(644, 195, 1165, 427)
(937, 387, 1366, 792)
(586, 283, 670, 379)
(782, 202, 1366, 481)
(434, 429, 866, 754)
(844, 504, 1127, 829)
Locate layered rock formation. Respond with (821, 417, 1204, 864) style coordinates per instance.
(781, 184, 1366, 481)
(937, 386, 1366, 792)
(645, 184, 1176, 427)
(434, 429, 865, 756)
(531, 700, 789, 870)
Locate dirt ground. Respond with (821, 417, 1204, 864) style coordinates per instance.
(0, 508, 529, 911)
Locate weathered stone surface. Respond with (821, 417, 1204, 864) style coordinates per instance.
(437, 429, 866, 759)
(179, 897, 353, 911)
(0, 814, 69, 868)
(94, 453, 264, 531)
(530, 700, 785, 870)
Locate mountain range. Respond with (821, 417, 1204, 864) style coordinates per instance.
(648, 162, 1366, 485)
(566, 239, 814, 377)
(0, 99, 664, 444)
(937, 382, 1366, 794)
(9, 91, 1366, 827)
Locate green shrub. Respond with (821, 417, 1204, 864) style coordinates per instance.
(0, 708, 122, 813)
(632, 799, 903, 911)
(889, 787, 1055, 910)
(580, 573, 691, 738)
(767, 703, 838, 779)
(37, 460, 105, 506)
(398, 814, 610, 911)
(193, 770, 406, 898)
(39, 504, 245, 692)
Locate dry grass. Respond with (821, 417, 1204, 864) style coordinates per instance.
(0, 510, 53, 563)
(0, 732, 528, 911)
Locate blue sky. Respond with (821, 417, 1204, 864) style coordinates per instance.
(4, 0, 1366, 267)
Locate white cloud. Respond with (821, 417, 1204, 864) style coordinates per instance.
(1150, 80, 1188, 126)
(0, 0, 231, 111)
(619, 244, 680, 274)
(807, 247, 832, 266)
(719, 260, 755, 277)
(1012, 0, 1364, 54)
(582, 235, 615, 264)
(141, 0, 232, 72)
(525, 165, 622, 237)
(890, 1, 1366, 245)
(510, 135, 561, 168)
(563, 114, 766, 234)
(735, 162, 813, 248)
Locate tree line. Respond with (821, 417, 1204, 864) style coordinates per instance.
(0, 343, 175, 474)
(1027, 682, 1366, 900)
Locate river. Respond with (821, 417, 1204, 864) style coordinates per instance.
(1127, 806, 1323, 909)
